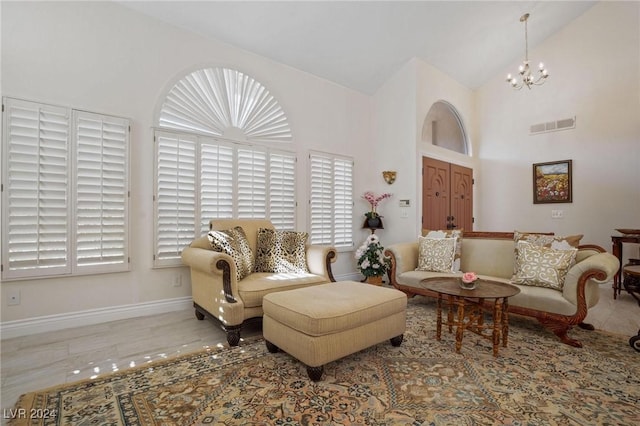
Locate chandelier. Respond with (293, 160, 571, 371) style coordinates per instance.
(506, 13, 549, 90)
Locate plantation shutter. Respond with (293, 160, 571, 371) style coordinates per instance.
(309, 152, 354, 248)
(74, 111, 130, 272)
(155, 131, 196, 264)
(200, 141, 234, 234)
(2, 99, 70, 278)
(237, 147, 267, 218)
(269, 151, 296, 230)
(333, 157, 354, 248)
(309, 154, 334, 245)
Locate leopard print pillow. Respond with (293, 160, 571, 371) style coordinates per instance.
(254, 228, 309, 273)
(207, 226, 254, 281)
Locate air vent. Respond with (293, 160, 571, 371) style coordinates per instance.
(530, 116, 576, 135)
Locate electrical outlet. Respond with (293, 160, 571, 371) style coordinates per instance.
(172, 275, 182, 287)
(7, 289, 21, 306)
(401, 210, 409, 218)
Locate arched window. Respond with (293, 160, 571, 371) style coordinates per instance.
(158, 67, 292, 142)
(153, 68, 296, 267)
(421, 101, 468, 155)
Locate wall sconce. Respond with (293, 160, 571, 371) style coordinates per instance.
(382, 171, 397, 185)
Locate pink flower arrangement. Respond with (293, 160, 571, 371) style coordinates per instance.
(462, 272, 478, 284)
(362, 191, 392, 218)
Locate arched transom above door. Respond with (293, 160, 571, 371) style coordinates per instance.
(158, 67, 292, 143)
(421, 101, 468, 155)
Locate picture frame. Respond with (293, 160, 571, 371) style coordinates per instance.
(533, 160, 572, 204)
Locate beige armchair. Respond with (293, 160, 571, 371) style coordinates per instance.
(181, 219, 337, 346)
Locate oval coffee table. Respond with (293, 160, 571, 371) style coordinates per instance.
(424, 277, 520, 357)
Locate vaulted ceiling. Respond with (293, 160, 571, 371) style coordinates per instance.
(120, 1, 596, 94)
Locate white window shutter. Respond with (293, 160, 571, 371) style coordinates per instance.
(200, 141, 234, 234)
(154, 131, 196, 264)
(2, 99, 71, 278)
(309, 154, 334, 245)
(309, 152, 354, 248)
(269, 151, 296, 230)
(237, 147, 267, 218)
(333, 158, 354, 247)
(74, 111, 130, 272)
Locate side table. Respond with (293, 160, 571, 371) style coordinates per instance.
(611, 234, 640, 298)
(424, 278, 520, 357)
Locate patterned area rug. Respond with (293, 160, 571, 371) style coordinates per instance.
(11, 298, 640, 425)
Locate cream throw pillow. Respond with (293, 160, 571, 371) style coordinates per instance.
(421, 229, 463, 272)
(511, 241, 578, 290)
(416, 237, 456, 273)
(513, 231, 583, 274)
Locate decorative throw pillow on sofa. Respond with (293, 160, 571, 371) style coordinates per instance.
(254, 228, 310, 274)
(208, 226, 254, 281)
(416, 236, 457, 273)
(421, 229, 463, 272)
(511, 240, 578, 290)
(513, 231, 582, 273)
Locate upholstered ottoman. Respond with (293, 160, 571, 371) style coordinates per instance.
(262, 280, 407, 381)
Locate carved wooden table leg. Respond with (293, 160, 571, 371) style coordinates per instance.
(447, 295, 454, 333)
(492, 299, 502, 357)
(435, 294, 443, 341)
(455, 298, 465, 353)
(502, 298, 510, 348)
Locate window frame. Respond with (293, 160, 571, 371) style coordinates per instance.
(1, 97, 131, 281)
(308, 150, 354, 252)
(153, 129, 297, 268)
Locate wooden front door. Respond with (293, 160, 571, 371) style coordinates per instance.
(422, 157, 473, 231)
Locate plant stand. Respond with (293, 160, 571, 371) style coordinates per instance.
(365, 275, 384, 286)
(362, 217, 384, 233)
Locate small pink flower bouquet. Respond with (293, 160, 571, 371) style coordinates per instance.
(462, 272, 478, 284)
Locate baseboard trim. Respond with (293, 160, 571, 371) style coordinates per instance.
(335, 272, 363, 282)
(1, 297, 193, 340)
(1, 275, 364, 340)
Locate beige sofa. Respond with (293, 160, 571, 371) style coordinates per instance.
(181, 219, 337, 346)
(385, 231, 620, 347)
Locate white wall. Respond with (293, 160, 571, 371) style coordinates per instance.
(0, 1, 371, 323)
(367, 60, 417, 246)
(476, 1, 640, 255)
(370, 58, 476, 246)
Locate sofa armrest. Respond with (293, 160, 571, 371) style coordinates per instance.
(306, 245, 337, 282)
(181, 247, 240, 302)
(562, 252, 620, 307)
(385, 242, 419, 286)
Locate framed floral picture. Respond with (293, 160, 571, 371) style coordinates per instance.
(533, 160, 572, 204)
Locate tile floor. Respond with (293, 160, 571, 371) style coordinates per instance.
(1, 284, 638, 417)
